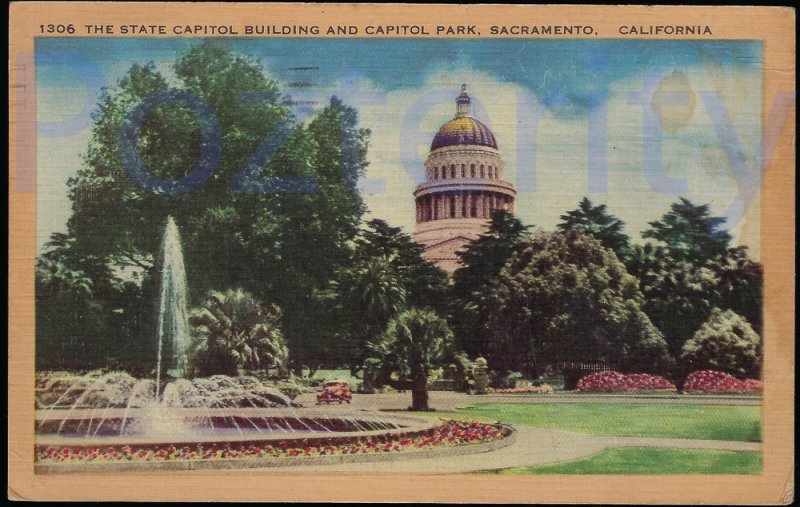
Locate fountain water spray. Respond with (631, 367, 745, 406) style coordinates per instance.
(156, 217, 190, 393)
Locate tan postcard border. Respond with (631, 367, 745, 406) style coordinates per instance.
(8, 3, 795, 503)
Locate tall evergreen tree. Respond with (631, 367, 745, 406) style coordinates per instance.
(332, 219, 449, 372)
(354, 219, 449, 310)
(557, 197, 630, 260)
(451, 210, 530, 356)
(642, 197, 732, 266)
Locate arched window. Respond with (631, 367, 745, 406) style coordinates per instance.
(441, 166, 446, 179)
(434, 167, 439, 179)
(480, 165, 485, 178)
(461, 164, 466, 178)
(488, 166, 494, 179)
(470, 164, 476, 178)
(451, 165, 456, 178)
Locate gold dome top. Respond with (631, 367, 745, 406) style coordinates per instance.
(430, 85, 498, 151)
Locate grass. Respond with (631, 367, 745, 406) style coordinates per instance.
(306, 369, 361, 385)
(490, 447, 762, 474)
(429, 403, 761, 442)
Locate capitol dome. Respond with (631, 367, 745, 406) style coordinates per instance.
(412, 84, 517, 275)
(430, 117, 498, 151)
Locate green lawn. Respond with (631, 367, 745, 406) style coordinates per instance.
(431, 403, 761, 442)
(491, 447, 762, 474)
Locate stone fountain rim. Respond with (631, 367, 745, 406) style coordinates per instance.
(35, 408, 443, 447)
(35, 425, 517, 473)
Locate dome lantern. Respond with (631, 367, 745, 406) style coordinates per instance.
(455, 83, 471, 118)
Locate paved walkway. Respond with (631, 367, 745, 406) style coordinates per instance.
(239, 392, 761, 473)
(240, 426, 759, 474)
(294, 391, 761, 411)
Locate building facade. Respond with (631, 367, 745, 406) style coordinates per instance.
(413, 85, 517, 273)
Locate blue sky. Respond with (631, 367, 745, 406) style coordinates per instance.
(36, 37, 763, 256)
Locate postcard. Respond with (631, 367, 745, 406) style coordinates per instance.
(8, 2, 795, 503)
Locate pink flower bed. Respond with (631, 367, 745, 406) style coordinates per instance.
(488, 384, 554, 394)
(576, 371, 676, 392)
(683, 370, 762, 393)
(36, 420, 510, 463)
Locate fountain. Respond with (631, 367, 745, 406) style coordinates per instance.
(156, 216, 189, 388)
(34, 218, 514, 472)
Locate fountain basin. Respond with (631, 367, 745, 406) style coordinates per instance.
(36, 408, 437, 446)
(35, 412, 515, 472)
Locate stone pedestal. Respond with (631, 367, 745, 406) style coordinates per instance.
(472, 357, 489, 395)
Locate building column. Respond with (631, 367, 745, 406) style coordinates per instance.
(427, 195, 433, 221)
(483, 192, 490, 218)
(455, 192, 463, 217)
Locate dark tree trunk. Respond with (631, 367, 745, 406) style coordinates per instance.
(410, 364, 429, 411)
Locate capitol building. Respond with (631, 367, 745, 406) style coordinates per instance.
(413, 85, 517, 273)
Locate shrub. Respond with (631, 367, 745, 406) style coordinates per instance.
(576, 371, 676, 392)
(683, 370, 762, 393)
(680, 308, 761, 378)
(487, 384, 554, 394)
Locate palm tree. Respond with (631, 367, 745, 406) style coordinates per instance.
(189, 289, 288, 377)
(344, 256, 406, 373)
(370, 308, 453, 411)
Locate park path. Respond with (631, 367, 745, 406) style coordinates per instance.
(240, 426, 759, 474)
(294, 391, 761, 410)
(241, 392, 760, 473)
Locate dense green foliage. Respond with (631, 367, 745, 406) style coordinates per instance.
(34, 36, 763, 384)
(495, 448, 762, 475)
(188, 289, 288, 377)
(681, 309, 762, 378)
(452, 210, 530, 356)
(330, 219, 450, 373)
(483, 230, 674, 380)
(36, 42, 368, 372)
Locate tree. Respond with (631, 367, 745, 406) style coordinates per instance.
(188, 289, 288, 377)
(354, 219, 449, 310)
(367, 308, 453, 411)
(452, 210, 530, 356)
(49, 42, 368, 372)
(631, 244, 763, 360)
(634, 253, 720, 357)
(680, 308, 761, 378)
(707, 246, 764, 336)
(35, 232, 154, 370)
(642, 198, 732, 266)
(332, 219, 449, 373)
(557, 197, 630, 260)
(484, 230, 673, 385)
(339, 256, 406, 373)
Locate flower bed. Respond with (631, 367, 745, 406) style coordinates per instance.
(683, 370, 762, 393)
(35, 420, 510, 463)
(576, 371, 676, 392)
(487, 384, 554, 394)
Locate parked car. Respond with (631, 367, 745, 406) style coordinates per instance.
(316, 380, 352, 404)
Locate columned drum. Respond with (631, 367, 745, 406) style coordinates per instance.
(413, 85, 517, 274)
